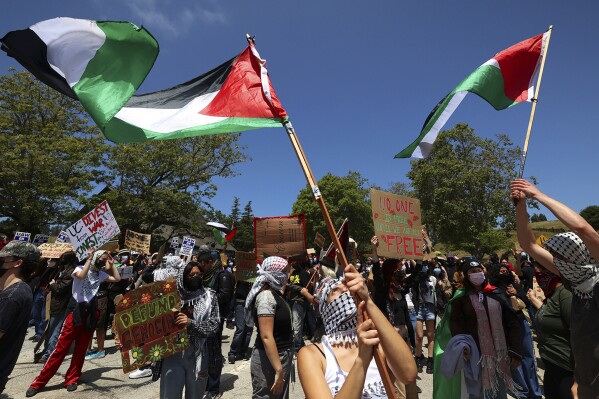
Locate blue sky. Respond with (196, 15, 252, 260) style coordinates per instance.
(2, 1, 598, 222)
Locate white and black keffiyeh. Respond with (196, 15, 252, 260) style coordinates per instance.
(544, 232, 599, 298)
(154, 255, 184, 281)
(244, 256, 288, 327)
(317, 279, 358, 344)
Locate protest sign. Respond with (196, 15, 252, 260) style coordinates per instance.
(100, 240, 120, 253)
(114, 280, 188, 373)
(119, 265, 134, 280)
(14, 232, 31, 242)
(124, 230, 151, 254)
(55, 231, 70, 243)
(254, 214, 307, 261)
(170, 237, 180, 249)
(314, 232, 325, 249)
(38, 243, 75, 259)
(370, 189, 423, 259)
(32, 234, 49, 246)
(66, 200, 120, 260)
(179, 236, 195, 257)
(235, 251, 257, 282)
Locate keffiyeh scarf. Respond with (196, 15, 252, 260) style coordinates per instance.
(544, 232, 599, 298)
(244, 256, 288, 327)
(153, 255, 184, 281)
(317, 278, 358, 344)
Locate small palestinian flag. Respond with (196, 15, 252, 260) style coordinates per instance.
(207, 222, 236, 246)
(1, 18, 287, 143)
(396, 31, 549, 159)
(320, 218, 349, 269)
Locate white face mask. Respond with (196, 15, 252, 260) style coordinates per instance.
(468, 272, 486, 286)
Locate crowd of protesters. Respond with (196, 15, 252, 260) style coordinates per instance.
(0, 178, 598, 399)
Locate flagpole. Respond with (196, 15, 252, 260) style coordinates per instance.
(517, 25, 553, 178)
(282, 120, 398, 399)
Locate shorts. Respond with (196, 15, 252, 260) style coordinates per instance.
(416, 302, 436, 321)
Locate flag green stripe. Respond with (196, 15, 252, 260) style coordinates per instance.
(455, 64, 516, 110)
(104, 116, 283, 143)
(73, 22, 158, 130)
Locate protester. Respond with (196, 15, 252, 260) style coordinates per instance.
(511, 178, 599, 398)
(409, 261, 437, 375)
(158, 260, 220, 399)
(434, 265, 453, 317)
(245, 256, 293, 399)
(227, 280, 253, 364)
(85, 280, 109, 359)
(288, 260, 312, 353)
(298, 265, 417, 399)
(526, 263, 573, 399)
(0, 241, 41, 394)
(27, 247, 121, 396)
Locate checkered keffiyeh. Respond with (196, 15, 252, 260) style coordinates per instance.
(153, 255, 184, 281)
(244, 256, 289, 327)
(317, 279, 358, 344)
(544, 232, 599, 298)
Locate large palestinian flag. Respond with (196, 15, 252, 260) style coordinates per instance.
(1, 18, 287, 143)
(396, 31, 548, 159)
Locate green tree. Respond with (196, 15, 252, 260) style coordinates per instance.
(230, 197, 241, 225)
(580, 205, 599, 231)
(407, 124, 519, 259)
(537, 213, 547, 222)
(0, 70, 108, 234)
(530, 213, 539, 223)
(291, 171, 373, 252)
(231, 201, 254, 251)
(387, 181, 414, 197)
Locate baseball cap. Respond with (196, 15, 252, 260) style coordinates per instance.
(0, 241, 42, 262)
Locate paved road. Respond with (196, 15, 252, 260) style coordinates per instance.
(3, 325, 435, 399)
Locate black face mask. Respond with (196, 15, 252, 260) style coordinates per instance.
(185, 275, 203, 291)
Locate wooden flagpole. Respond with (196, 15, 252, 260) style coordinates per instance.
(517, 25, 553, 178)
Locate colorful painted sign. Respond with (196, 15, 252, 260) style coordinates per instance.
(179, 236, 196, 257)
(114, 280, 188, 373)
(254, 214, 307, 261)
(235, 251, 257, 282)
(66, 200, 121, 260)
(370, 189, 423, 259)
(14, 232, 31, 242)
(124, 230, 151, 254)
(37, 243, 75, 259)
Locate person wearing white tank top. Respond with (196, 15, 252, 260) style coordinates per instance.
(298, 265, 417, 399)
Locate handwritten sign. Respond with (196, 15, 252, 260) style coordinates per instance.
(114, 280, 188, 373)
(66, 201, 121, 260)
(179, 236, 196, 257)
(254, 214, 307, 261)
(314, 232, 325, 249)
(170, 237, 180, 249)
(370, 189, 423, 259)
(119, 265, 134, 280)
(235, 251, 257, 282)
(37, 243, 75, 259)
(99, 240, 120, 253)
(32, 234, 49, 246)
(55, 231, 70, 243)
(14, 232, 31, 242)
(124, 230, 151, 254)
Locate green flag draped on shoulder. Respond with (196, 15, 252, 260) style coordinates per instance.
(1, 18, 288, 143)
(396, 31, 548, 159)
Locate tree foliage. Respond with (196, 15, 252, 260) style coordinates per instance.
(0, 70, 108, 234)
(407, 124, 519, 259)
(291, 171, 373, 252)
(580, 205, 599, 231)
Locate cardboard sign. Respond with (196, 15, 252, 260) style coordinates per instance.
(179, 236, 196, 257)
(14, 232, 31, 242)
(32, 234, 50, 246)
(119, 266, 134, 280)
(170, 237, 180, 249)
(235, 251, 257, 282)
(114, 280, 188, 373)
(100, 240, 120, 253)
(66, 201, 121, 261)
(370, 189, 423, 259)
(38, 243, 75, 259)
(254, 214, 307, 261)
(55, 231, 70, 243)
(314, 232, 325, 249)
(124, 230, 151, 254)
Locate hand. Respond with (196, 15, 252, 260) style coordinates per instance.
(343, 264, 370, 303)
(370, 236, 379, 248)
(511, 178, 542, 200)
(87, 247, 96, 259)
(175, 313, 189, 327)
(510, 189, 525, 202)
(105, 255, 115, 271)
(287, 284, 303, 294)
(357, 301, 379, 361)
(571, 379, 579, 399)
(510, 356, 521, 369)
(271, 368, 285, 395)
(506, 285, 517, 296)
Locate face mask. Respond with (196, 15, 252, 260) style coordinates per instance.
(185, 275, 203, 291)
(468, 272, 486, 286)
(433, 268, 442, 276)
(421, 265, 429, 274)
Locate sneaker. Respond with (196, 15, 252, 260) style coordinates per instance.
(129, 368, 152, 379)
(26, 388, 39, 397)
(226, 321, 235, 330)
(85, 350, 106, 360)
(31, 335, 41, 342)
(66, 384, 77, 392)
(426, 357, 433, 374)
(228, 355, 236, 364)
(416, 355, 424, 373)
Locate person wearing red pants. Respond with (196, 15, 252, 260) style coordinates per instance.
(26, 248, 121, 397)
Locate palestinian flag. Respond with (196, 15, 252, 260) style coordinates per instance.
(2, 18, 288, 143)
(320, 218, 349, 269)
(0, 18, 158, 131)
(396, 31, 548, 159)
(207, 222, 236, 246)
